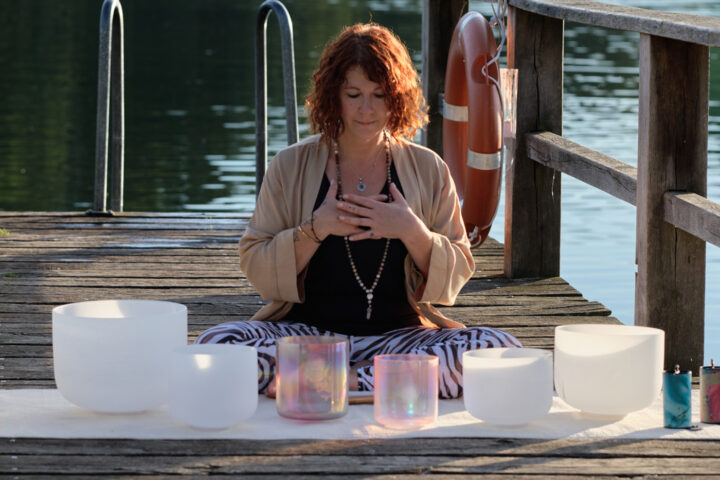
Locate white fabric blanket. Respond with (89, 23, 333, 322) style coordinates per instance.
(2, 389, 719, 440)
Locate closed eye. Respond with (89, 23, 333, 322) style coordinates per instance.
(345, 93, 385, 99)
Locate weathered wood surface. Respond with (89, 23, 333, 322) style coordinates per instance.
(3, 437, 720, 477)
(635, 35, 708, 372)
(526, 132, 638, 206)
(509, 0, 720, 47)
(526, 133, 720, 250)
(6, 452, 720, 476)
(505, 6, 563, 278)
(1, 212, 716, 478)
(664, 191, 720, 249)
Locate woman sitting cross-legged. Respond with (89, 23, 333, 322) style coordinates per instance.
(194, 22, 521, 398)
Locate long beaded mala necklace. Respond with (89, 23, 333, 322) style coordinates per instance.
(333, 133, 392, 321)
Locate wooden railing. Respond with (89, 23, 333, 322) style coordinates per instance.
(423, 0, 720, 373)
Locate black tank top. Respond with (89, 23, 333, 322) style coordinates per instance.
(283, 164, 422, 335)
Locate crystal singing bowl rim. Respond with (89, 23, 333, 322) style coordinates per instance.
(53, 299, 187, 320)
(463, 347, 552, 368)
(555, 324, 664, 356)
(375, 353, 439, 364)
(277, 335, 348, 346)
(556, 324, 664, 336)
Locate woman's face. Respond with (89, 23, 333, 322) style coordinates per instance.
(339, 65, 391, 143)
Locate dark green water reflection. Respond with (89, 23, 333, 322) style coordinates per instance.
(2, 0, 719, 212)
(0, 0, 425, 211)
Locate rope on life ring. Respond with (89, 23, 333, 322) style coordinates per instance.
(442, 11, 504, 248)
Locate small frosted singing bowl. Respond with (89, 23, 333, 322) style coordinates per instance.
(276, 336, 349, 420)
(463, 348, 553, 426)
(168, 344, 258, 430)
(52, 299, 187, 413)
(554, 324, 664, 416)
(374, 354, 439, 429)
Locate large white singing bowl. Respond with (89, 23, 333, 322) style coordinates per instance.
(463, 348, 553, 426)
(554, 324, 664, 416)
(52, 300, 188, 413)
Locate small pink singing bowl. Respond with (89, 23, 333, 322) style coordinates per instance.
(276, 335, 349, 420)
(374, 354, 439, 429)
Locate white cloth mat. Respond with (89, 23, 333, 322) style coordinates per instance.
(2, 389, 719, 440)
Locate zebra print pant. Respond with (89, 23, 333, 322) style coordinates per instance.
(194, 320, 522, 399)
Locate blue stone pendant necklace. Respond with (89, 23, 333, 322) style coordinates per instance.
(333, 133, 392, 320)
(335, 141, 381, 192)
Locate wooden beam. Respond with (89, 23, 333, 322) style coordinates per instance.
(664, 191, 720, 249)
(526, 132, 637, 205)
(636, 34, 708, 372)
(504, 7, 563, 278)
(526, 133, 720, 250)
(509, 0, 720, 47)
(420, 0, 467, 155)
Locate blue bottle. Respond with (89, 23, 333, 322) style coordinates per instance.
(663, 365, 692, 429)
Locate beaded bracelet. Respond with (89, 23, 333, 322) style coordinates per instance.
(309, 211, 322, 243)
(298, 224, 320, 244)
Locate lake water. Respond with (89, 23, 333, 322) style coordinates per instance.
(1, 0, 718, 359)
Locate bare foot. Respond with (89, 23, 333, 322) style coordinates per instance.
(350, 360, 373, 391)
(265, 378, 277, 398)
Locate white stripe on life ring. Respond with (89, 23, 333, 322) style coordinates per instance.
(467, 149, 502, 170)
(442, 99, 468, 122)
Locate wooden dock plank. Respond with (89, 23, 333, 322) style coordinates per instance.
(6, 453, 720, 476)
(4, 437, 720, 457)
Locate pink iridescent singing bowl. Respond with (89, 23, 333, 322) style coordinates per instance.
(374, 354, 439, 429)
(276, 335, 349, 420)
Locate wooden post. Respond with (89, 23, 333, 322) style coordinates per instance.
(636, 34, 708, 372)
(504, 7, 563, 278)
(421, 0, 467, 155)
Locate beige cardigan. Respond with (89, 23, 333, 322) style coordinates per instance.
(238, 134, 474, 329)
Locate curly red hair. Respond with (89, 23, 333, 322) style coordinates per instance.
(305, 23, 428, 140)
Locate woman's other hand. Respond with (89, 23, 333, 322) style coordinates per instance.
(337, 183, 429, 242)
(313, 179, 388, 240)
(337, 183, 433, 276)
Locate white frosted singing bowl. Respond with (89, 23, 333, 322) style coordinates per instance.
(463, 348, 553, 426)
(169, 344, 258, 430)
(52, 300, 188, 413)
(554, 324, 664, 416)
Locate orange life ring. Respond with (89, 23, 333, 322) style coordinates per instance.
(443, 12, 503, 247)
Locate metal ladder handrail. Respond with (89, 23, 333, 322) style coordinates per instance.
(88, 0, 125, 216)
(255, 0, 299, 197)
